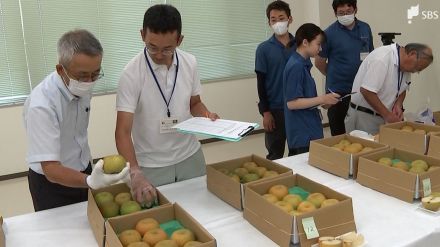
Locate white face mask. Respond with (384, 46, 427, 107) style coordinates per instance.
(61, 66, 97, 97)
(67, 78, 96, 97)
(271, 21, 289, 35)
(337, 14, 355, 26)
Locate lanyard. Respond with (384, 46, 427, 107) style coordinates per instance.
(144, 47, 179, 117)
(396, 44, 403, 99)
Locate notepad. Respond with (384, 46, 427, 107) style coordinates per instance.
(173, 117, 259, 142)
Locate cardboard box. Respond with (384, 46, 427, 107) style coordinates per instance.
(357, 148, 440, 202)
(88, 183, 170, 247)
(309, 134, 388, 179)
(105, 203, 216, 247)
(434, 111, 440, 125)
(206, 154, 293, 210)
(427, 132, 440, 159)
(244, 174, 356, 247)
(0, 216, 4, 247)
(379, 121, 440, 154)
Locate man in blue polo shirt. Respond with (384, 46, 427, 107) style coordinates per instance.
(255, 0, 295, 160)
(315, 0, 373, 136)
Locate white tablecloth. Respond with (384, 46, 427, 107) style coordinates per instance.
(4, 153, 440, 247)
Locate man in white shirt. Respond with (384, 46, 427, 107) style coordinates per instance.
(116, 4, 218, 205)
(345, 43, 433, 134)
(24, 29, 128, 211)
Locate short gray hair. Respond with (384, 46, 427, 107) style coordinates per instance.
(405, 43, 434, 62)
(57, 29, 103, 67)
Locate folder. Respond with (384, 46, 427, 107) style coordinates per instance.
(173, 117, 259, 142)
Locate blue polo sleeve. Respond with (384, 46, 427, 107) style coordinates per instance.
(255, 44, 267, 73)
(284, 63, 304, 102)
(319, 29, 331, 58)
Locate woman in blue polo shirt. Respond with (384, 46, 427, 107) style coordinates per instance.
(283, 23, 340, 156)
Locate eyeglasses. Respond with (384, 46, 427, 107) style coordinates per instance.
(146, 44, 175, 56)
(336, 10, 355, 16)
(62, 65, 104, 82)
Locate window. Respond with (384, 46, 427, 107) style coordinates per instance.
(0, 0, 270, 106)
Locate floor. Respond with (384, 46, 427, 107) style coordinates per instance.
(0, 128, 330, 218)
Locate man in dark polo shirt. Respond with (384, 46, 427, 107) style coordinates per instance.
(315, 0, 373, 136)
(255, 0, 295, 160)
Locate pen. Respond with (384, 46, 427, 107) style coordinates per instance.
(238, 126, 255, 137)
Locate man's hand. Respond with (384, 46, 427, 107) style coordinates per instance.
(130, 167, 157, 208)
(392, 103, 404, 120)
(384, 111, 401, 123)
(263, 112, 275, 132)
(206, 112, 220, 121)
(86, 159, 129, 190)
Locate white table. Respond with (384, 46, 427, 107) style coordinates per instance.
(4, 153, 440, 247)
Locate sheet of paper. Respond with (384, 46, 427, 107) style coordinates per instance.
(173, 117, 259, 141)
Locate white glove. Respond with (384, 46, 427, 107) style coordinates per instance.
(117, 162, 132, 186)
(86, 159, 130, 190)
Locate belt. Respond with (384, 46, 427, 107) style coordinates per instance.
(350, 103, 381, 117)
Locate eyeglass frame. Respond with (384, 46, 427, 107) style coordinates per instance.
(61, 65, 104, 82)
(145, 44, 176, 56)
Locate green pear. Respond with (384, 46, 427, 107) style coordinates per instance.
(411, 160, 429, 171)
(241, 173, 260, 183)
(120, 200, 142, 215)
(234, 167, 249, 178)
(409, 166, 426, 174)
(114, 192, 132, 206)
(99, 201, 120, 218)
(103, 154, 127, 174)
(94, 191, 114, 207)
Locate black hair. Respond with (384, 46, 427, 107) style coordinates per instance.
(143, 4, 182, 36)
(332, 0, 357, 13)
(295, 23, 325, 48)
(405, 43, 434, 62)
(266, 0, 291, 19)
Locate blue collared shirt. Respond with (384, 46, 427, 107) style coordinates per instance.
(320, 20, 374, 93)
(23, 71, 92, 174)
(255, 34, 295, 111)
(283, 52, 323, 149)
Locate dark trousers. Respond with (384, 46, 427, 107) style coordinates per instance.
(28, 164, 92, 211)
(264, 109, 286, 160)
(288, 146, 310, 156)
(327, 95, 351, 136)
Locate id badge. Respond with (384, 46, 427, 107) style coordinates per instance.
(360, 52, 369, 61)
(160, 117, 179, 134)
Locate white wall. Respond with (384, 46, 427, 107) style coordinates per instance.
(1, 0, 439, 176)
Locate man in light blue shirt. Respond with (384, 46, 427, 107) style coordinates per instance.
(23, 29, 128, 211)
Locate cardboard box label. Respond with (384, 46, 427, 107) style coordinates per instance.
(423, 178, 432, 197)
(302, 217, 319, 240)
